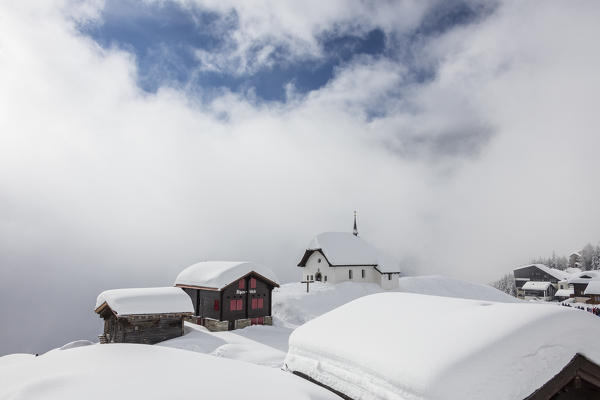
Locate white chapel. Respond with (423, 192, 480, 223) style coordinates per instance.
(297, 214, 401, 290)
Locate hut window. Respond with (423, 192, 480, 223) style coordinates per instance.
(230, 299, 236, 311)
(252, 298, 257, 309)
(239, 279, 245, 289)
(361, 269, 365, 278)
(258, 298, 264, 309)
(349, 270, 353, 279)
(250, 278, 256, 289)
(214, 300, 220, 311)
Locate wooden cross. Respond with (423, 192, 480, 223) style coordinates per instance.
(301, 280, 314, 293)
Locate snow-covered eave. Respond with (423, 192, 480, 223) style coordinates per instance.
(176, 270, 280, 290)
(94, 301, 194, 318)
(373, 266, 402, 275)
(297, 249, 400, 273)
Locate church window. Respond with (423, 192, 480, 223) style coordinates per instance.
(324, 275, 327, 282)
(388, 274, 392, 280)
(349, 270, 353, 279)
(361, 269, 365, 278)
(318, 258, 321, 263)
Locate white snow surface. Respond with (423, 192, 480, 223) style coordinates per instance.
(95, 287, 193, 315)
(522, 281, 553, 290)
(555, 288, 574, 297)
(0, 344, 337, 400)
(584, 281, 600, 295)
(307, 232, 401, 272)
(284, 292, 600, 400)
(174, 261, 279, 289)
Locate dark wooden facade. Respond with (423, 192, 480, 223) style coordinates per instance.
(96, 303, 189, 344)
(177, 271, 278, 330)
(573, 283, 590, 299)
(514, 265, 563, 289)
(525, 353, 600, 399)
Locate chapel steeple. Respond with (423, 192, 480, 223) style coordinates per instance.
(353, 210, 358, 236)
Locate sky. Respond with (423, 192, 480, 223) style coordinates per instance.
(1, 0, 600, 355)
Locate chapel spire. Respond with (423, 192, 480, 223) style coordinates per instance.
(353, 210, 358, 236)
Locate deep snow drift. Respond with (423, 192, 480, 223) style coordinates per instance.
(284, 292, 600, 400)
(0, 275, 524, 399)
(0, 343, 337, 400)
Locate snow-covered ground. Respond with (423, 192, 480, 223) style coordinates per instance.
(0, 275, 524, 399)
(285, 292, 600, 400)
(0, 343, 337, 400)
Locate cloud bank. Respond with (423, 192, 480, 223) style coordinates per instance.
(1, 0, 600, 355)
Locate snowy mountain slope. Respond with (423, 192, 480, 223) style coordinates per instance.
(285, 292, 600, 400)
(0, 343, 337, 400)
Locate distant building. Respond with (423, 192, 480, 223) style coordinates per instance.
(584, 281, 600, 305)
(513, 264, 569, 300)
(175, 261, 279, 331)
(568, 271, 600, 303)
(95, 287, 194, 344)
(521, 281, 556, 301)
(297, 224, 401, 290)
(554, 280, 574, 301)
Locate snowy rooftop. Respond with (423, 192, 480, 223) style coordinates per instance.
(284, 292, 600, 400)
(522, 281, 553, 291)
(567, 270, 600, 284)
(175, 261, 279, 290)
(302, 232, 401, 273)
(584, 281, 600, 295)
(513, 264, 570, 280)
(555, 288, 574, 297)
(95, 287, 194, 316)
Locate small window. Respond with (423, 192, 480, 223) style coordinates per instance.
(318, 258, 321, 263)
(252, 298, 257, 309)
(230, 299, 236, 311)
(324, 275, 327, 282)
(311, 275, 314, 280)
(349, 270, 353, 279)
(361, 269, 365, 278)
(214, 300, 220, 311)
(258, 298, 264, 309)
(250, 278, 256, 289)
(388, 274, 392, 280)
(236, 299, 243, 311)
(239, 279, 245, 289)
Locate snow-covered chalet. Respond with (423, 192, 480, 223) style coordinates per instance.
(175, 261, 279, 331)
(297, 215, 402, 290)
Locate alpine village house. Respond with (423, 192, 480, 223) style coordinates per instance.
(175, 261, 280, 331)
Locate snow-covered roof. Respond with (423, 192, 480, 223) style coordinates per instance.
(555, 288, 574, 297)
(567, 270, 600, 284)
(513, 264, 570, 281)
(95, 287, 194, 316)
(300, 232, 401, 273)
(175, 261, 279, 290)
(284, 292, 600, 400)
(584, 281, 600, 295)
(522, 281, 553, 291)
